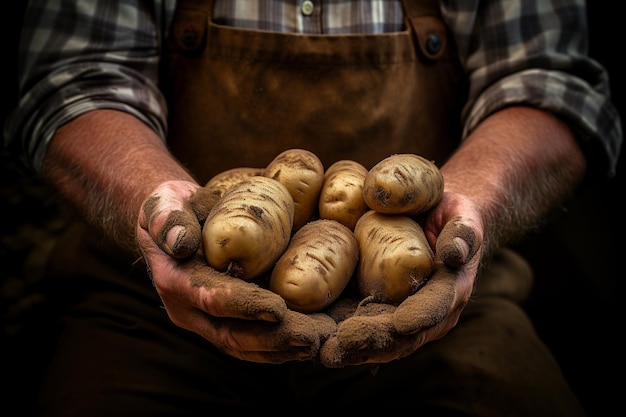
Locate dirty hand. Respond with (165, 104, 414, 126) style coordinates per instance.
(320, 191, 481, 367)
(137, 181, 336, 364)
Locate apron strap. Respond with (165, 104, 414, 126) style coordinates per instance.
(168, 0, 214, 52)
(401, 0, 450, 62)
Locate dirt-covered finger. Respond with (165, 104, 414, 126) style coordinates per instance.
(189, 264, 288, 322)
(393, 265, 457, 334)
(436, 218, 479, 267)
(208, 310, 337, 364)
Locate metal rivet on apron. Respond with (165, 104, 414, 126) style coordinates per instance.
(425, 34, 442, 55)
(182, 25, 198, 48)
(301, 0, 314, 16)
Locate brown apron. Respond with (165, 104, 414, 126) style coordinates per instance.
(33, 1, 586, 415)
(162, 0, 467, 184)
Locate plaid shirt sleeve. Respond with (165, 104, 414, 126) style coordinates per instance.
(3, 0, 176, 173)
(442, 0, 622, 179)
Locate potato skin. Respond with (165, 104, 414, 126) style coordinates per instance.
(204, 167, 266, 199)
(354, 210, 434, 304)
(202, 176, 294, 281)
(318, 160, 369, 231)
(269, 219, 359, 313)
(363, 153, 444, 216)
(265, 148, 325, 231)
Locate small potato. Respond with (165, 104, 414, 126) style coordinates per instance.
(265, 148, 325, 231)
(202, 176, 294, 281)
(269, 219, 359, 313)
(204, 167, 266, 199)
(363, 153, 444, 216)
(318, 160, 369, 231)
(354, 210, 434, 304)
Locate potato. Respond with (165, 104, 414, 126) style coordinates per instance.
(318, 160, 369, 231)
(354, 210, 434, 304)
(269, 219, 358, 313)
(264, 148, 325, 231)
(363, 153, 444, 216)
(202, 176, 294, 280)
(204, 167, 266, 199)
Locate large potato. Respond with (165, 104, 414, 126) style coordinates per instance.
(202, 176, 294, 280)
(363, 153, 443, 216)
(265, 148, 325, 231)
(354, 210, 434, 304)
(318, 160, 369, 231)
(204, 166, 266, 199)
(269, 219, 358, 313)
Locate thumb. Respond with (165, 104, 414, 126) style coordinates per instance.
(140, 181, 217, 259)
(435, 217, 480, 268)
(393, 265, 457, 334)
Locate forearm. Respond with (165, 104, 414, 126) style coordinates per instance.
(42, 109, 197, 255)
(441, 106, 587, 260)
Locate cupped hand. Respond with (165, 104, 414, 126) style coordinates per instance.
(320, 191, 482, 367)
(137, 181, 336, 363)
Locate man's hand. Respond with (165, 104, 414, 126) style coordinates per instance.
(136, 181, 336, 363)
(320, 191, 481, 367)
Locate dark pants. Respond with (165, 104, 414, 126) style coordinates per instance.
(31, 224, 586, 416)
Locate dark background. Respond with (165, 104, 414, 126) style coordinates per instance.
(1, 3, 624, 416)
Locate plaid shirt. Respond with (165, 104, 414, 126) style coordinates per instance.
(4, 0, 622, 179)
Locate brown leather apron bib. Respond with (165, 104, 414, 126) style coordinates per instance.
(162, 0, 467, 184)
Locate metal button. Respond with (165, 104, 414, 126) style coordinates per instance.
(182, 26, 198, 49)
(425, 34, 442, 55)
(301, 0, 314, 16)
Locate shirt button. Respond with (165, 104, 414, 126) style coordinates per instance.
(301, 0, 314, 16)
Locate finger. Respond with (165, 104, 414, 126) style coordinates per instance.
(320, 315, 396, 367)
(188, 261, 288, 322)
(435, 217, 479, 268)
(205, 311, 337, 364)
(337, 311, 396, 350)
(187, 186, 221, 222)
(325, 299, 395, 348)
(319, 314, 425, 367)
(160, 209, 202, 258)
(393, 264, 457, 334)
(140, 181, 206, 259)
(320, 336, 406, 367)
(319, 300, 397, 367)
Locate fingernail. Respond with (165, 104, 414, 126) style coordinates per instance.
(166, 225, 186, 252)
(257, 312, 281, 322)
(453, 236, 470, 262)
